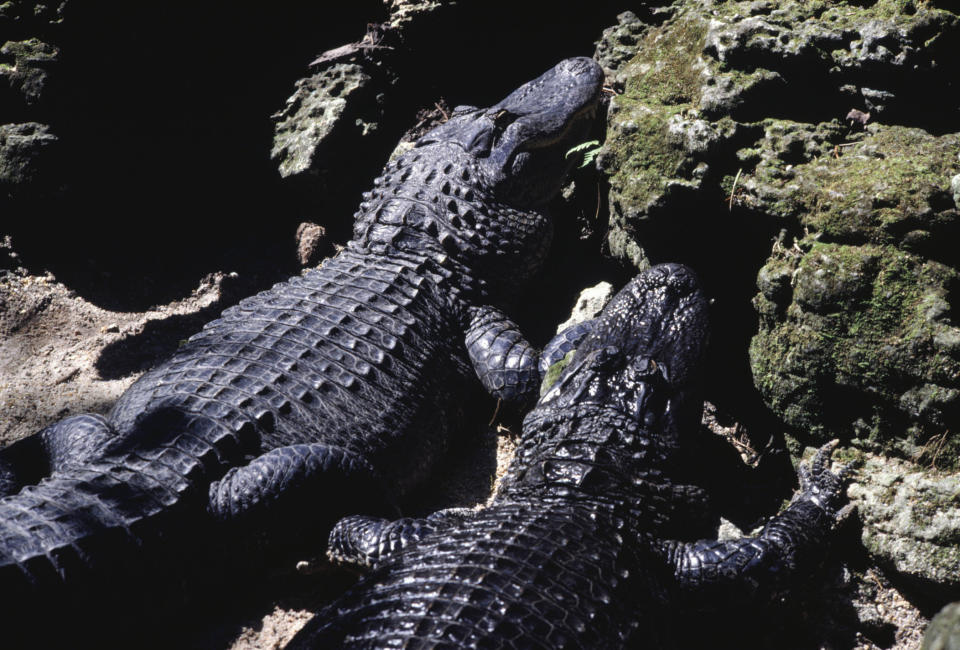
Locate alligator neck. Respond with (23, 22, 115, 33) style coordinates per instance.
(349, 141, 551, 303)
(499, 405, 678, 505)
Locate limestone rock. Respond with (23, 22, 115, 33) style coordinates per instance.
(555, 281, 615, 334)
(596, 0, 960, 451)
(0, 37, 59, 114)
(271, 63, 380, 180)
(848, 454, 960, 588)
(0, 121, 59, 189)
(924, 602, 960, 650)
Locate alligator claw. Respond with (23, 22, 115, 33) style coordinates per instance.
(798, 439, 851, 515)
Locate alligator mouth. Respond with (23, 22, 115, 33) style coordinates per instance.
(523, 99, 602, 153)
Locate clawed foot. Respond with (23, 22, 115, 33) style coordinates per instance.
(797, 440, 856, 518)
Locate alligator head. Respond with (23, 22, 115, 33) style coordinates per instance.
(537, 263, 710, 447)
(352, 58, 604, 298)
(420, 57, 605, 207)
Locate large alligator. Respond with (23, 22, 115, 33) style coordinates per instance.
(0, 57, 604, 637)
(288, 263, 851, 649)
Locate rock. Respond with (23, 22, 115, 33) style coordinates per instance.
(270, 1, 452, 195)
(554, 281, 614, 334)
(596, 1, 960, 450)
(924, 602, 960, 650)
(0, 1, 66, 34)
(271, 63, 381, 180)
(747, 128, 960, 449)
(295, 222, 330, 267)
(594, 11, 654, 77)
(0, 121, 60, 190)
(847, 454, 960, 588)
(0, 38, 58, 109)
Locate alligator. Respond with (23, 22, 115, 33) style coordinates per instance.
(0, 57, 604, 638)
(288, 263, 852, 649)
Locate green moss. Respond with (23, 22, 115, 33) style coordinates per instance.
(540, 350, 576, 396)
(624, 12, 708, 106)
(870, 0, 952, 20)
(602, 99, 687, 212)
(793, 127, 960, 244)
(752, 236, 960, 447)
(750, 319, 832, 436)
(601, 0, 960, 450)
(602, 9, 712, 218)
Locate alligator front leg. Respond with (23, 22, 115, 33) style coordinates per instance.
(328, 508, 474, 569)
(660, 441, 852, 605)
(207, 443, 397, 533)
(465, 304, 542, 408)
(0, 413, 115, 496)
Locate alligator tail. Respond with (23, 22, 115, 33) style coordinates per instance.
(0, 433, 218, 638)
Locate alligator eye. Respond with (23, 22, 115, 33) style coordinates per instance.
(595, 345, 622, 370)
(490, 109, 518, 130)
(451, 104, 478, 117)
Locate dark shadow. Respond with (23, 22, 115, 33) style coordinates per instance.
(5, 1, 384, 310)
(5, 0, 637, 315)
(92, 242, 295, 378)
(94, 303, 225, 380)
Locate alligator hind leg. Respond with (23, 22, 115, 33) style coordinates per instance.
(207, 443, 398, 540)
(328, 508, 474, 569)
(0, 413, 114, 496)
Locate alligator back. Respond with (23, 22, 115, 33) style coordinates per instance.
(0, 250, 473, 625)
(110, 249, 471, 493)
(296, 500, 669, 648)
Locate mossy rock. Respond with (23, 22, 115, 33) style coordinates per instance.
(0, 37, 58, 107)
(751, 238, 960, 457)
(747, 124, 960, 455)
(596, 1, 960, 457)
(271, 63, 379, 179)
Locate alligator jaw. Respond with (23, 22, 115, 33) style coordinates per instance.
(418, 57, 605, 207)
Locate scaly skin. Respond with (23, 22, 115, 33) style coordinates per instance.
(290, 264, 851, 649)
(0, 58, 605, 637)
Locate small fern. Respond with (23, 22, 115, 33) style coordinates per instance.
(565, 140, 601, 168)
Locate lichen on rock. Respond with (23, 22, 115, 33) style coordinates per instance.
(923, 601, 960, 650)
(0, 37, 59, 110)
(848, 454, 960, 589)
(747, 127, 960, 454)
(598, 0, 960, 451)
(271, 63, 379, 179)
(0, 121, 59, 189)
